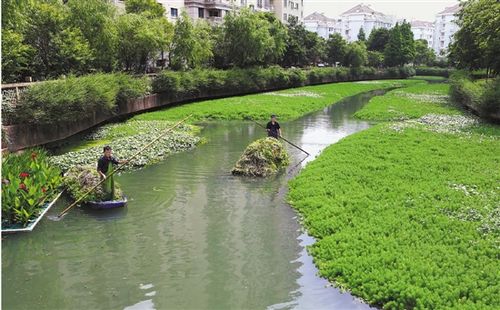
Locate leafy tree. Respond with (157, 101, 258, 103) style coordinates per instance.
(344, 42, 367, 67)
(304, 31, 326, 66)
(170, 12, 213, 70)
(357, 27, 366, 42)
(117, 13, 172, 72)
(367, 51, 384, 68)
(2, 0, 33, 31)
(53, 28, 94, 75)
(260, 12, 288, 65)
(400, 21, 416, 64)
(449, 0, 500, 75)
(222, 9, 286, 67)
(414, 39, 435, 66)
(125, 0, 166, 19)
(281, 17, 308, 67)
(326, 33, 348, 66)
(1, 29, 33, 82)
(367, 27, 390, 52)
(384, 23, 404, 66)
(66, 0, 118, 71)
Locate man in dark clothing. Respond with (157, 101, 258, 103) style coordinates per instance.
(97, 146, 126, 200)
(266, 115, 281, 139)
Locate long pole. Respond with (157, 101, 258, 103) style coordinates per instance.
(251, 120, 310, 156)
(58, 114, 192, 218)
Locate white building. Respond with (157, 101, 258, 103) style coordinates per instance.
(411, 20, 434, 48)
(304, 12, 341, 39)
(270, 0, 304, 23)
(432, 4, 460, 55)
(340, 4, 394, 42)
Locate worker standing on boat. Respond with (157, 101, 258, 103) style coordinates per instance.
(97, 146, 127, 200)
(266, 115, 281, 139)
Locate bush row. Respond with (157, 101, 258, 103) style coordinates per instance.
(415, 66, 455, 77)
(152, 66, 415, 96)
(3, 67, 414, 126)
(449, 71, 500, 120)
(3, 73, 150, 126)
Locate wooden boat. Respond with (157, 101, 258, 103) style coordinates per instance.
(1, 191, 64, 234)
(87, 196, 127, 210)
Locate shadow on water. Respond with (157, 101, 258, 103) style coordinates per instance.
(1, 89, 388, 310)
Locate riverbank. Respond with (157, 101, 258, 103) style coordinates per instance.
(288, 82, 500, 308)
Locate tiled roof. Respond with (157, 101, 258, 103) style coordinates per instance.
(438, 4, 461, 15)
(304, 12, 336, 22)
(341, 4, 383, 16)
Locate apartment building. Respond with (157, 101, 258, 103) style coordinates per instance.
(270, 0, 304, 23)
(304, 12, 341, 39)
(340, 4, 394, 42)
(411, 20, 434, 48)
(184, 0, 237, 23)
(432, 4, 460, 55)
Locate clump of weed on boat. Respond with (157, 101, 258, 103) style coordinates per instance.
(64, 166, 123, 203)
(232, 137, 290, 177)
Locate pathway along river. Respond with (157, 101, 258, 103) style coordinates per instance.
(2, 88, 389, 310)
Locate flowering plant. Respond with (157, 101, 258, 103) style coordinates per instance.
(2, 149, 62, 226)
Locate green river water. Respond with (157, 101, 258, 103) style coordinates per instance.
(2, 90, 386, 310)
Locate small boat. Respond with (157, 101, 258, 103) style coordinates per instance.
(87, 196, 128, 210)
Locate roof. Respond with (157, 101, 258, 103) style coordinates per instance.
(304, 12, 336, 22)
(437, 4, 461, 15)
(411, 20, 434, 28)
(341, 3, 384, 16)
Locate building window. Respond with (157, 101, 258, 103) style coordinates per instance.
(283, 13, 288, 21)
(171, 8, 178, 17)
(284, 0, 287, 7)
(198, 8, 204, 18)
(209, 9, 221, 17)
(257, 0, 262, 7)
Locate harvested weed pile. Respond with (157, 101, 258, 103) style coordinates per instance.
(232, 137, 290, 177)
(64, 166, 123, 203)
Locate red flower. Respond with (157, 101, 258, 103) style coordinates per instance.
(31, 152, 37, 160)
(42, 187, 47, 193)
(19, 183, 27, 191)
(19, 172, 30, 178)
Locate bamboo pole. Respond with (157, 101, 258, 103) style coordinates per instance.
(58, 114, 193, 218)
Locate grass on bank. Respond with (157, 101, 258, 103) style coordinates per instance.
(410, 76, 447, 81)
(354, 82, 461, 121)
(133, 79, 421, 123)
(288, 123, 500, 309)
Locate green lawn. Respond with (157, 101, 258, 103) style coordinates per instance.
(355, 82, 461, 121)
(133, 79, 420, 122)
(288, 124, 500, 309)
(410, 75, 448, 81)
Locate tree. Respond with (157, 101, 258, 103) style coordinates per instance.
(222, 9, 286, 67)
(304, 31, 326, 65)
(125, 0, 166, 19)
(117, 13, 172, 72)
(1, 29, 33, 82)
(281, 17, 308, 67)
(344, 42, 367, 67)
(170, 12, 213, 70)
(400, 21, 416, 64)
(384, 23, 404, 66)
(367, 51, 384, 68)
(66, 0, 118, 71)
(326, 33, 347, 66)
(367, 27, 390, 52)
(414, 39, 435, 66)
(449, 0, 500, 75)
(357, 27, 366, 42)
(53, 28, 94, 75)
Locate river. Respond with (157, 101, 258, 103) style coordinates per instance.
(2, 89, 387, 310)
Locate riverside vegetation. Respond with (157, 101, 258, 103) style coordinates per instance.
(288, 80, 500, 308)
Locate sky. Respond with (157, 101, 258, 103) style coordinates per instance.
(303, 0, 460, 22)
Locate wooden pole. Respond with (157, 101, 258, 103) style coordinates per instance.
(58, 114, 192, 218)
(251, 120, 310, 156)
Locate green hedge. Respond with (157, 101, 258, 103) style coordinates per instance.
(152, 66, 415, 95)
(415, 66, 455, 77)
(449, 71, 500, 120)
(3, 73, 150, 125)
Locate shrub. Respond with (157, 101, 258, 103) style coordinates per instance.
(1, 149, 62, 226)
(415, 66, 454, 77)
(4, 73, 149, 126)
